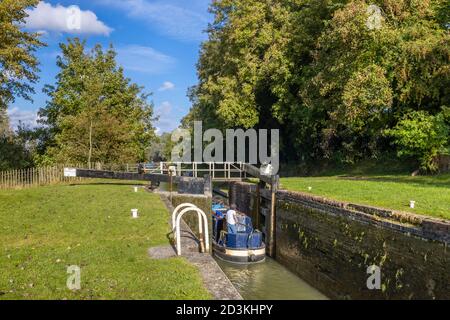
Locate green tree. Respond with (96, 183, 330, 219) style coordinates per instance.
(187, 0, 450, 167)
(0, 0, 45, 110)
(0, 135, 33, 170)
(148, 132, 174, 162)
(185, 0, 347, 161)
(0, 112, 34, 170)
(301, 0, 449, 163)
(39, 39, 156, 165)
(0, 108, 11, 137)
(386, 111, 449, 172)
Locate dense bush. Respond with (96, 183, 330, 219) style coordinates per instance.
(386, 111, 449, 171)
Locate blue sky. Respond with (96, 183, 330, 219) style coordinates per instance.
(9, 0, 212, 134)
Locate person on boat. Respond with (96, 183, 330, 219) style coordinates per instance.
(226, 204, 238, 234)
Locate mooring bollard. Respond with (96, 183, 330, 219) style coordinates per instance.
(410, 201, 416, 209)
(131, 209, 139, 218)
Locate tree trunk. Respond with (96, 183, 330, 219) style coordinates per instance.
(88, 119, 93, 169)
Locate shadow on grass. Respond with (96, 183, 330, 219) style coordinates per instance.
(166, 229, 201, 253)
(67, 182, 148, 187)
(280, 157, 418, 178)
(337, 174, 450, 189)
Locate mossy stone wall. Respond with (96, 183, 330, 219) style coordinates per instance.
(230, 183, 450, 300)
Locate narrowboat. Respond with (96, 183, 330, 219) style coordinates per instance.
(211, 203, 266, 264)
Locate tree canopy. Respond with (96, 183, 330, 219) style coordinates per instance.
(185, 0, 450, 170)
(0, 0, 45, 110)
(0, 0, 44, 170)
(38, 39, 156, 165)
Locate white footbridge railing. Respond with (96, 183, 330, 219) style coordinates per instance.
(172, 203, 210, 256)
(148, 162, 246, 182)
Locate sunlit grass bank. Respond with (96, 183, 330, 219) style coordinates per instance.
(0, 181, 210, 300)
(281, 174, 450, 220)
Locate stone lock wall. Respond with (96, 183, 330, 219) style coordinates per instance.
(230, 182, 450, 300)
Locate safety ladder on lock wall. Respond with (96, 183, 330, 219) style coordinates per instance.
(172, 203, 210, 256)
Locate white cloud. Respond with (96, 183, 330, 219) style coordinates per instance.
(7, 107, 40, 129)
(96, 0, 210, 41)
(25, 2, 112, 36)
(154, 101, 180, 133)
(116, 45, 175, 74)
(158, 81, 175, 91)
(155, 101, 173, 116)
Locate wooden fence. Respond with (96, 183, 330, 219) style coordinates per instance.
(0, 163, 142, 190)
(0, 166, 83, 190)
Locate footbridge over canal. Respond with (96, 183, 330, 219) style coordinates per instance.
(141, 162, 276, 183)
(65, 162, 278, 191)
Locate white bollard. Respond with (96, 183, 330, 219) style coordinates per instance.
(131, 209, 139, 218)
(410, 201, 416, 209)
(134, 187, 138, 193)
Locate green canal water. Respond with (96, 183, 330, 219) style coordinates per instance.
(215, 256, 328, 300)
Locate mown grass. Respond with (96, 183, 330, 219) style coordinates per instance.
(280, 174, 450, 220)
(0, 180, 210, 300)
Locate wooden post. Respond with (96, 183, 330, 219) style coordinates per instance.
(169, 172, 173, 203)
(267, 175, 279, 258)
(255, 183, 260, 230)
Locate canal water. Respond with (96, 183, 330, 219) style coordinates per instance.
(215, 256, 328, 300)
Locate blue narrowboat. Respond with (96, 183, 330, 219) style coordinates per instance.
(211, 203, 266, 264)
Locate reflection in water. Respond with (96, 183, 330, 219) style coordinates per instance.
(215, 257, 328, 300)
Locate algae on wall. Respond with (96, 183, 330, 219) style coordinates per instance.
(276, 199, 449, 300)
(228, 182, 450, 300)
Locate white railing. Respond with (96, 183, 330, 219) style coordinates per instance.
(172, 203, 210, 255)
(158, 162, 246, 181)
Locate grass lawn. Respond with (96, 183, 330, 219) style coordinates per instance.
(280, 174, 450, 220)
(0, 180, 210, 300)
